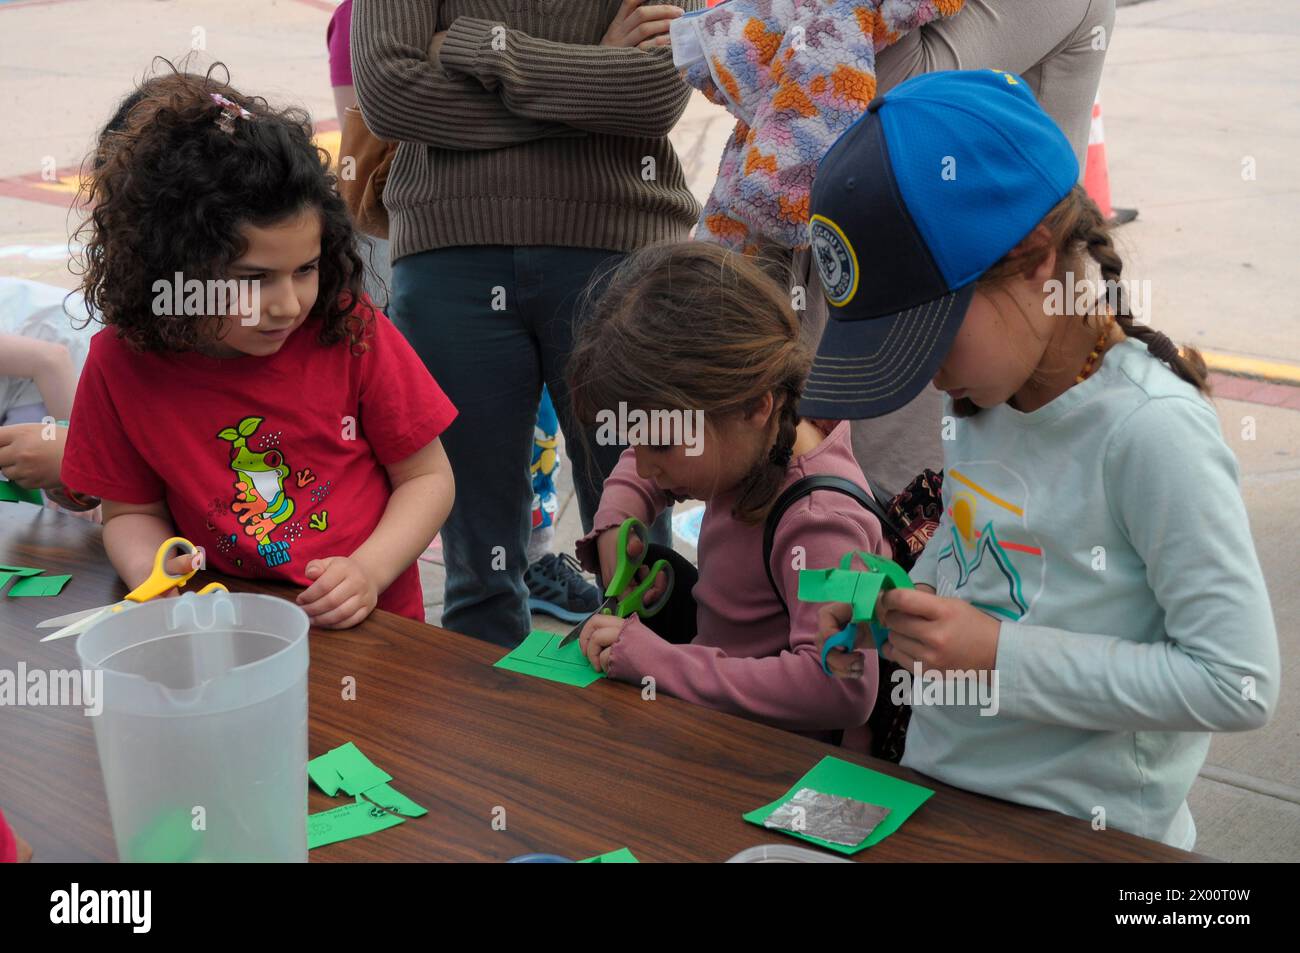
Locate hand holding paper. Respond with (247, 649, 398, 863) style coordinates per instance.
(578, 613, 627, 674)
(495, 630, 607, 688)
(799, 551, 914, 676)
(876, 587, 1001, 675)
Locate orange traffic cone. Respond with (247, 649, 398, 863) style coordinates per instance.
(1085, 94, 1137, 226)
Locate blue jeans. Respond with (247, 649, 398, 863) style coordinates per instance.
(392, 246, 671, 647)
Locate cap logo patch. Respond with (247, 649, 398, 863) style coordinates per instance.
(809, 213, 859, 307)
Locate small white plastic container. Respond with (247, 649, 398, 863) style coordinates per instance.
(77, 590, 309, 862)
(727, 844, 853, 863)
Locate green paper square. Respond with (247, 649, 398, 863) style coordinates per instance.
(307, 760, 343, 797)
(307, 800, 404, 849)
(7, 573, 71, 597)
(495, 629, 605, 688)
(356, 782, 427, 818)
(579, 847, 639, 863)
(743, 756, 934, 855)
(308, 741, 392, 796)
(330, 742, 392, 795)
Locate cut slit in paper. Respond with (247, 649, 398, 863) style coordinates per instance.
(8, 573, 71, 597)
(2, 565, 69, 598)
(308, 741, 392, 797)
(495, 629, 605, 688)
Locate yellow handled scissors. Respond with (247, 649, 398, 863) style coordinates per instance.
(36, 536, 227, 642)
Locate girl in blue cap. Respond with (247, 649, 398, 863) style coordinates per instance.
(810, 69, 1278, 849)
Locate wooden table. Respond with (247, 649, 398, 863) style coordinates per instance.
(0, 502, 1210, 862)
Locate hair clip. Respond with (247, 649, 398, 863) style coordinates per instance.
(209, 92, 252, 134)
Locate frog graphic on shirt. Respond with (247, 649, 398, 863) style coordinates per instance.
(216, 416, 299, 568)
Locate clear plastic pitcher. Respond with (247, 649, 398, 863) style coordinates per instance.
(76, 590, 309, 862)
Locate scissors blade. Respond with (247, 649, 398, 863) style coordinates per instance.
(37, 605, 113, 629)
(558, 596, 617, 647)
(40, 606, 114, 643)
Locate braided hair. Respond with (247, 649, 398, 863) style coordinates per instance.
(958, 184, 1209, 417)
(1069, 187, 1208, 390)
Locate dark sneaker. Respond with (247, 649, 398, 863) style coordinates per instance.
(526, 553, 603, 623)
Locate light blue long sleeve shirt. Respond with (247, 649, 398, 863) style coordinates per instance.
(903, 339, 1279, 849)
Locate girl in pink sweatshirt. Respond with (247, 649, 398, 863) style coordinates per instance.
(567, 241, 885, 744)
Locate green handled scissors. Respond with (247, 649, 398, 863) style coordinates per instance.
(560, 517, 674, 647)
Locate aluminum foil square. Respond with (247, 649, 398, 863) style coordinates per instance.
(764, 787, 891, 847)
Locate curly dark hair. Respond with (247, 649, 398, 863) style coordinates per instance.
(73, 60, 369, 354)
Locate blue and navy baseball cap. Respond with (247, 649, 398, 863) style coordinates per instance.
(801, 69, 1079, 420)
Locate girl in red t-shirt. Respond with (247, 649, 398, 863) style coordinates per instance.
(61, 66, 457, 627)
(0, 808, 32, 862)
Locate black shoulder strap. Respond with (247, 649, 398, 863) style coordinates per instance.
(762, 475, 908, 615)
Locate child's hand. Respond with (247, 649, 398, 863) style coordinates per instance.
(815, 583, 943, 678)
(297, 556, 379, 629)
(158, 551, 200, 597)
(0, 422, 66, 489)
(877, 588, 1000, 674)
(578, 613, 628, 673)
(595, 528, 668, 609)
(815, 602, 869, 678)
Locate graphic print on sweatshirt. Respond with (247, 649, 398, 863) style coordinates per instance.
(932, 460, 1045, 622)
(207, 415, 333, 570)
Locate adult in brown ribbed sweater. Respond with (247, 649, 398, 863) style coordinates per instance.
(353, 1, 702, 647)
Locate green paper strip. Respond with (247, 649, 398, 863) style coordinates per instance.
(860, 552, 914, 591)
(0, 480, 44, 505)
(307, 801, 404, 849)
(8, 573, 72, 597)
(796, 567, 856, 602)
(742, 756, 934, 856)
(308, 741, 392, 797)
(0, 565, 43, 577)
(357, 782, 427, 818)
(798, 552, 914, 627)
(494, 629, 605, 688)
(799, 568, 884, 622)
(579, 847, 639, 863)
